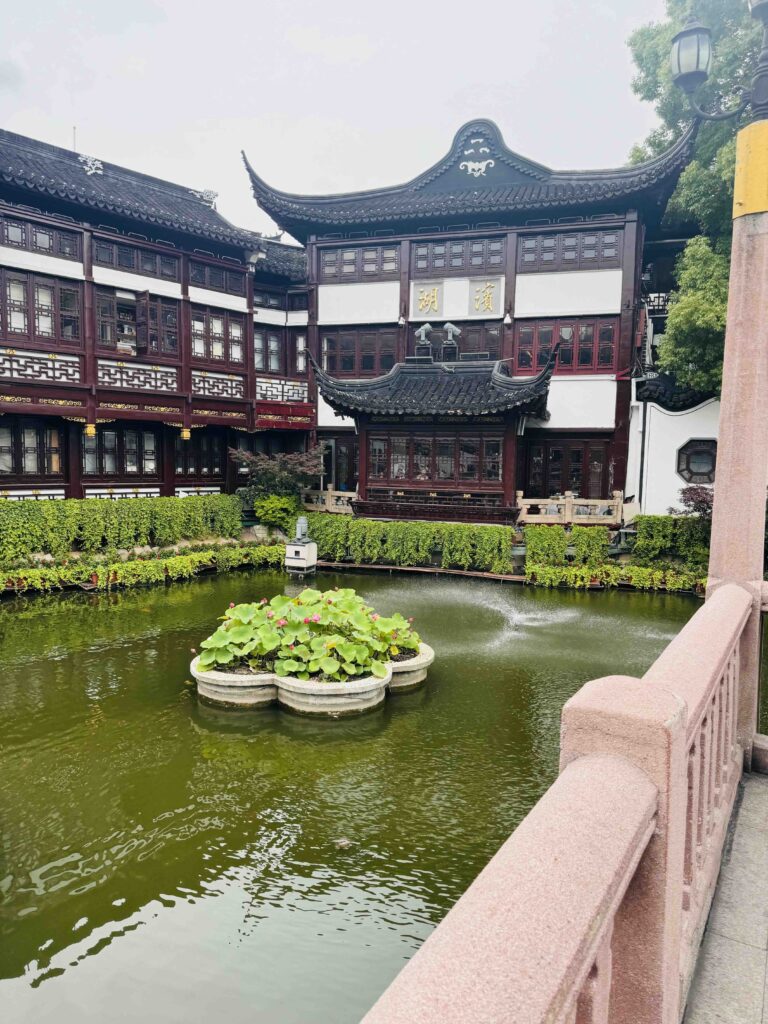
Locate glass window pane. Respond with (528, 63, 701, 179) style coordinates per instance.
(458, 439, 479, 481)
(391, 437, 407, 479)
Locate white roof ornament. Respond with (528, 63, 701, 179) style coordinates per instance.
(78, 154, 104, 176)
(190, 189, 218, 208)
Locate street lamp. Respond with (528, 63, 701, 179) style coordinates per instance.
(670, 2, 768, 121)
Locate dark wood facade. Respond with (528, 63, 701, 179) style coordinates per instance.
(0, 129, 312, 499)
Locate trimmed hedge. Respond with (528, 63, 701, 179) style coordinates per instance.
(305, 513, 516, 574)
(1, 543, 284, 594)
(0, 494, 242, 566)
(525, 562, 705, 593)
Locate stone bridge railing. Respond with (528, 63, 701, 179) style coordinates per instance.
(362, 582, 752, 1024)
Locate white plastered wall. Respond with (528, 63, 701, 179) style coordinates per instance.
(627, 395, 721, 514)
(318, 281, 400, 325)
(514, 269, 622, 317)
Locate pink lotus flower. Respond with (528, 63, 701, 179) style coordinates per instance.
(266, 610, 274, 619)
(312, 613, 321, 622)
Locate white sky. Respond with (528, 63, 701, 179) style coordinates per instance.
(0, 0, 668, 241)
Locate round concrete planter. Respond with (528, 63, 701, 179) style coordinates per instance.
(190, 656, 278, 709)
(275, 667, 392, 717)
(388, 642, 435, 693)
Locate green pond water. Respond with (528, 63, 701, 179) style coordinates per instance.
(0, 570, 699, 1023)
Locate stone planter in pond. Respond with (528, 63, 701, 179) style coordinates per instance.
(388, 642, 435, 693)
(190, 656, 278, 708)
(275, 668, 392, 717)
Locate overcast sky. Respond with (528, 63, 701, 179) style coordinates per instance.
(0, 0, 669, 242)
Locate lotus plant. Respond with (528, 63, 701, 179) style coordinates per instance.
(196, 587, 421, 683)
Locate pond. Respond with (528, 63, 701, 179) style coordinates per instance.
(0, 570, 698, 1023)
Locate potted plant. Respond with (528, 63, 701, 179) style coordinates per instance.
(191, 586, 431, 716)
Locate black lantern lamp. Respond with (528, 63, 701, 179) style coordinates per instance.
(671, 2, 768, 122)
(670, 19, 713, 93)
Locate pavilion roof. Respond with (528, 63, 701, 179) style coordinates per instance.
(243, 119, 699, 242)
(311, 352, 555, 419)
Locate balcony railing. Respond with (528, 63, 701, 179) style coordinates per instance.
(302, 487, 355, 514)
(516, 490, 624, 526)
(362, 583, 752, 1024)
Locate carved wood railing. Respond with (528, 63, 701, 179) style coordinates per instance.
(362, 583, 753, 1024)
(516, 490, 624, 526)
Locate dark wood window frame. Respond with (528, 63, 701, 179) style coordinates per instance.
(409, 321, 503, 362)
(92, 239, 180, 281)
(319, 244, 400, 283)
(82, 425, 160, 478)
(254, 327, 285, 375)
(174, 429, 225, 478)
(322, 327, 397, 377)
(412, 236, 506, 278)
(1, 216, 81, 261)
(0, 417, 65, 478)
(368, 431, 504, 488)
(515, 318, 618, 374)
(189, 261, 246, 296)
(1, 269, 82, 348)
(677, 439, 717, 484)
(525, 438, 610, 499)
(517, 229, 622, 273)
(191, 306, 245, 367)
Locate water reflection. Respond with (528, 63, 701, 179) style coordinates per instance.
(0, 571, 696, 1023)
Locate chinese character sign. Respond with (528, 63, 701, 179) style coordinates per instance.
(474, 281, 496, 313)
(418, 286, 439, 314)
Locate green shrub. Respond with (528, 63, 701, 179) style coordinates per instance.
(305, 514, 515, 574)
(197, 586, 420, 683)
(0, 543, 284, 593)
(0, 494, 242, 566)
(253, 494, 303, 535)
(570, 526, 610, 567)
(523, 525, 568, 566)
(524, 562, 704, 592)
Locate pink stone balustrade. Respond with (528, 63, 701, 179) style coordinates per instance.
(361, 583, 753, 1024)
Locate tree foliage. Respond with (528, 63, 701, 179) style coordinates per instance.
(230, 445, 323, 500)
(628, 0, 760, 391)
(657, 236, 729, 392)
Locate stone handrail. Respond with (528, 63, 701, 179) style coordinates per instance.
(302, 487, 355, 514)
(516, 490, 624, 525)
(362, 753, 657, 1024)
(362, 582, 753, 1024)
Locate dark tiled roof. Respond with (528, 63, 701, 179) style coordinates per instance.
(257, 238, 307, 282)
(311, 353, 555, 418)
(636, 373, 716, 412)
(0, 129, 255, 248)
(244, 119, 699, 241)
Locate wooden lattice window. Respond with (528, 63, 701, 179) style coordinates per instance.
(319, 245, 399, 282)
(517, 230, 622, 273)
(412, 237, 505, 277)
(1, 270, 81, 346)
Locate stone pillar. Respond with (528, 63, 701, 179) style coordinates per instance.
(707, 119, 768, 761)
(561, 676, 688, 1024)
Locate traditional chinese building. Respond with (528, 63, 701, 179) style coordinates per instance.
(0, 129, 311, 500)
(245, 118, 700, 520)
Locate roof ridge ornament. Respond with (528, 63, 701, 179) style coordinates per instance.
(189, 188, 218, 208)
(78, 154, 103, 176)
